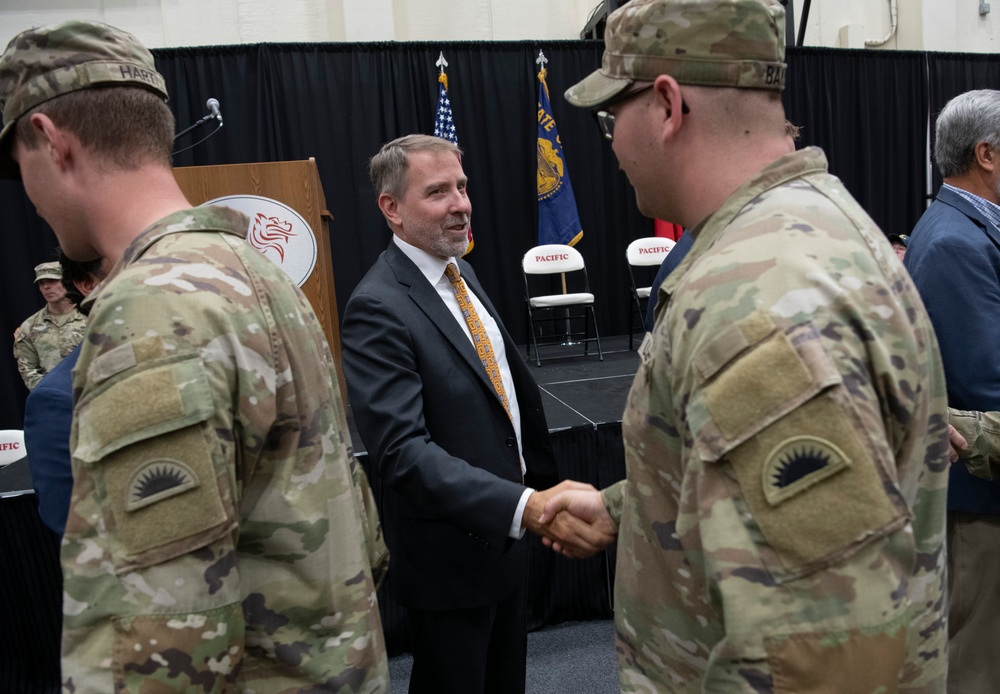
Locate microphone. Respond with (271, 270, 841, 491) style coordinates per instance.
(206, 98, 223, 126)
(172, 97, 225, 152)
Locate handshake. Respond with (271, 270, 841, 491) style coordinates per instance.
(522, 481, 618, 558)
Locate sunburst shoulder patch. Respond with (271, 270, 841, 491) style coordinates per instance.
(762, 436, 850, 506)
(125, 459, 199, 512)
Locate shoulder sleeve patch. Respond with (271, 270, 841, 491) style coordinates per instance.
(763, 435, 850, 506)
(126, 459, 200, 512)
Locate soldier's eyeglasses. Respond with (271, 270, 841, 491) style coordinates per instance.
(594, 85, 690, 142)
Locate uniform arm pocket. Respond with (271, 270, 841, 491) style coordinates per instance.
(688, 321, 908, 580)
(75, 352, 235, 572)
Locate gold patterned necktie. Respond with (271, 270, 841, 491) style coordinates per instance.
(444, 263, 512, 421)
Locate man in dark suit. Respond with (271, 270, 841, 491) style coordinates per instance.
(905, 88, 1000, 694)
(341, 134, 604, 694)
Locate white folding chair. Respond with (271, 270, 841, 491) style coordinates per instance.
(626, 237, 675, 348)
(0, 429, 26, 467)
(522, 244, 604, 366)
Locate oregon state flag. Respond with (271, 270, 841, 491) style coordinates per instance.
(537, 68, 582, 247)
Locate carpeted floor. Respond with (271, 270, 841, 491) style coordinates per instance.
(388, 619, 619, 693)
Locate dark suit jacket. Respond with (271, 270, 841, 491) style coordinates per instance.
(906, 185, 1000, 513)
(24, 344, 80, 537)
(341, 241, 556, 611)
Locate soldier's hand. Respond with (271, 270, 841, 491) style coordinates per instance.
(948, 423, 969, 464)
(537, 488, 617, 559)
(522, 481, 611, 558)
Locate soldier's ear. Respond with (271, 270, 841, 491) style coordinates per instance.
(27, 113, 74, 171)
(653, 75, 686, 143)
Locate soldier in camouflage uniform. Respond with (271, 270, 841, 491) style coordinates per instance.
(13, 260, 86, 389)
(0, 20, 389, 692)
(538, 0, 951, 691)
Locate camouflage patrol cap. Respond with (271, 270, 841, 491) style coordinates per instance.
(0, 20, 168, 177)
(566, 0, 787, 109)
(33, 261, 62, 283)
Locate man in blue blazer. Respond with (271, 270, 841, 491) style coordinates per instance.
(905, 89, 1000, 694)
(341, 135, 600, 694)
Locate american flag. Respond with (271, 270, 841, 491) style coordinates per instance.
(433, 72, 458, 144)
(432, 61, 473, 252)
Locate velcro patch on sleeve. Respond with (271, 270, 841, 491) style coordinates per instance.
(74, 351, 232, 570)
(725, 390, 903, 576)
(87, 335, 166, 386)
(692, 310, 776, 383)
(766, 618, 907, 693)
(688, 321, 906, 577)
(76, 352, 214, 463)
(704, 330, 814, 441)
(101, 426, 229, 566)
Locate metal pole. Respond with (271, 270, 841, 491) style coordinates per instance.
(796, 0, 812, 46)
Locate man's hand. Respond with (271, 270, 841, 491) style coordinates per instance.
(948, 423, 969, 464)
(533, 486, 617, 559)
(522, 481, 615, 558)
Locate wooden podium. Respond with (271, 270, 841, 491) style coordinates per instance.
(172, 159, 344, 398)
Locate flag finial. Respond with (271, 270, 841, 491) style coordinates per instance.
(536, 50, 548, 68)
(436, 51, 449, 74)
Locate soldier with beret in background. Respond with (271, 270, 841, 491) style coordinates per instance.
(13, 260, 86, 390)
(0, 20, 388, 692)
(538, 0, 951, 691)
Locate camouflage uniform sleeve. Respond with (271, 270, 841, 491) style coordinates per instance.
(951, 407, 1000, 480)
(327, 355, 389, 588)
(667, 189, 948, 692)
(600, 479, 625, 526)
(13, 321, 44, 390)
(63, 232, 388, 692)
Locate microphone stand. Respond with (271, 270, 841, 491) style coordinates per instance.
(172, 111, 223, 156)
(173, 112, 218, 141)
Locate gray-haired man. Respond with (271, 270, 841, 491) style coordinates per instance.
(905, 88, 1000, 694)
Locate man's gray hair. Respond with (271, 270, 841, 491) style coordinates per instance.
(934, 89, 1000, 178)
(369, 134, 462, 200)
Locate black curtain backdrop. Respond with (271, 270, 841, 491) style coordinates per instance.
(1, 42, 998, 428)
(782, 48, 929, 238)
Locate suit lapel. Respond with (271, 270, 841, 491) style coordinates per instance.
(385, 244, 499, 399)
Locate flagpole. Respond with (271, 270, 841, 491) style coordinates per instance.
(536, 51, 576, 346)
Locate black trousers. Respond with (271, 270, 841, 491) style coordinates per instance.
(406, 582, 527, 694)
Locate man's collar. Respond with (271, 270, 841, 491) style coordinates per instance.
(392, 235, 457, 286)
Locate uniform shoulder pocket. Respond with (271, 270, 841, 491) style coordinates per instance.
(76, 347, 215, 463)
(687, 320, 908, 581)
(75, 348, 233, 572)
